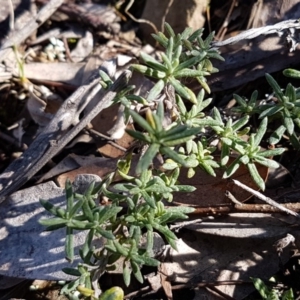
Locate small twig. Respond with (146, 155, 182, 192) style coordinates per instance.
(232, 179, 300, 218)
(170, 218, 202, 232)
(161, 0, 174, 32)
(225, 190, 243, 205)
(124, 0, 158, 34)
(88, 128, 127, 152)
(216, 0, 237, 40)
(62, 37, 74, 63)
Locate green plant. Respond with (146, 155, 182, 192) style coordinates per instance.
(251, 277, 294, 300)
(40, 23, 289, 299)
(234, 73, 300, 149)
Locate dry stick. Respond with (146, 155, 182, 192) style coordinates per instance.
(216, 0, 237, 40)
(192, 202, 300, 215)
(0, 0, 64, 61)
(232, 179, 300, 218)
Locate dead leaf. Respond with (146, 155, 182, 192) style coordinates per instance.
(56, 157, 117, 187)
(173, 158, 268, 207)
(22, 62, 85, 85)
(92, 104, 135, 158)
(70, 31, 93, 62)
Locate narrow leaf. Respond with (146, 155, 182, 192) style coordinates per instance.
(248, 162, 265, 190)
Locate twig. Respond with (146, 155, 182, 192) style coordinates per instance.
(225, 190, 243, 205)
(170, 218, 202, 232)
(124, 0, 158, 34)
(161, 0, 174, 32)
(88, 128, 127, 152)
(232, 179, 300, 218)
(191, 202, 300, 216)
(216, 0, 237, 40)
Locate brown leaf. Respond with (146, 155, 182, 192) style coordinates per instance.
(173, 157, 268, 207)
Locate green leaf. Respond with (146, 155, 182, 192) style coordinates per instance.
(131, 64, 166, 79)
(123, 261, 131, 287)
(188, 28, 204, 42)
(65, 179, 74, 211)
(131, 260, 144, 283)
(251, 277, 271, 299)
(141, 191, 156, 209)
(253, 117, 268, 147)
(151, 32, 168, 48)
(98, 206, 123, 224)
(254, 156, 280, 168)
(62, 267, 81, 277)
(233, 94, 247, 107)
(283, 68, 300, 79)
(136, 255, 159, 267)
(258, 148, 286, 157)
(136, 143, 160, 174)
(167, 206, 195, 214)
(129, 110, 155, 134)
(259, 106, 283, 119)
(152, 223, 177, 248)
(161, 147, 187, 167)
(201, 162, 217, 177)
(39, 217, 68, 228)
(169, 76, 196, 103)
(82, 197, 94, 222)
(164, 22, 175, 37)
(147, 79, 165, 102)
(99, 286, 124, 300)
(203, 31, 215, 47)
(96, 228, 115, 240)
(223, 157, 241, 178)
(282, 288, 294, 300)
(65, 227, 74, 262)
(140, 52, 168, 72)
(266, 73, 285, 103)
(67, 219, 93, 230)
(220, 144, 230, 166)
(174, 69, 209, 78)
(166, 36, 174, 59)
(248, 162, 265, 190)
(125, 129, 151, 143)
(162, 126, 200, 143)
(175, 53, 206, 72)
(269, 125, 286, 145)
(232, 115, 249, 131)
(39, 199, 66, 218)
(285, 83, 296, 103)
(284, 115, 294, 135)
(114, 241, 129, 257)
